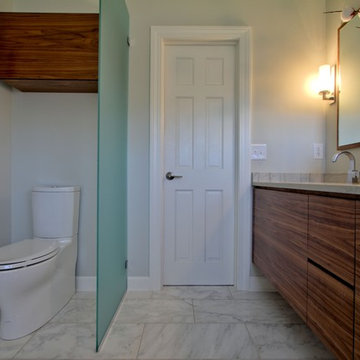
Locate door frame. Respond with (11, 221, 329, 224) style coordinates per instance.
(149, 26, 252, 290)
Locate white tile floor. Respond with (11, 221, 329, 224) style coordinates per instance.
(0, 286, 335, 360)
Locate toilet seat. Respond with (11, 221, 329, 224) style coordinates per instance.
(0, 239, 59, 271)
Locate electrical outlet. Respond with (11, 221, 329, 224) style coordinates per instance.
(313, 143, 324, 160)
(251, 144, 267, 160)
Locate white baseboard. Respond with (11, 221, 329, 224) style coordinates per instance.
(128, 276, 153, 290)
(127, 275, 276, 292)
(76, 276, 153, 292)
(82, 275, 274, 292)
(248, 276, 275, 291)
(76, 276, 96, 292)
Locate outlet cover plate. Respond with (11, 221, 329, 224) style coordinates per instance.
(313, 143, 324, 160)
(251, 144, 267, 160)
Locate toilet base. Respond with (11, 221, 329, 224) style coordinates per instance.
(0, 242, 76, 340)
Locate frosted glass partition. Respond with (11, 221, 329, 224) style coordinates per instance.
(96, 0, 129, 351)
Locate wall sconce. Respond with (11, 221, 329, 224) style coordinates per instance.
(318, 64, 336, 104)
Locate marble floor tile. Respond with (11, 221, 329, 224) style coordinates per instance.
(0, 287, 337, 360)
(0, 334, 32, 360)
(126, 290, 153, 300)
(97, 324, 144, 359)
(72, 291, 96, 300)
(50, 298, 96, 324)
(115, 299, 194, 324)
(194, 299, 303, 324)
(13, 323, 97, 359)
(137, 323, 259, 359)
(229, 288, 283, 301)
(151, 286, 232, 300)
(246, 323, 335, 360)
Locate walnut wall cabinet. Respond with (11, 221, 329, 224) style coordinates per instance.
(253, 187, 360, 360)
(0, 12, 99, 93)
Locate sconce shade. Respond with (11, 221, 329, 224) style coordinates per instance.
(318, 64, 332, 93)
(318, 64, 335, 103)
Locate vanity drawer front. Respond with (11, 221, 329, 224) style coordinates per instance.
(253, 189, 308, 321)
(308, 195, 355, 285)
(308, 262, 354, 360)
(355, 201, 360, 360)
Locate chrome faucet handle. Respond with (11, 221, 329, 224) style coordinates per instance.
(351, 170, 359, 184)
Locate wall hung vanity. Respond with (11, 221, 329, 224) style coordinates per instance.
(0, 12, 99, 93)
(253, 183, 360, 359)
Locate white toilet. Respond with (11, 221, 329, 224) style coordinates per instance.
(0, 186, 80, 340)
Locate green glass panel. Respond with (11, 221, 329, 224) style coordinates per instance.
(96, 0, 129, 351)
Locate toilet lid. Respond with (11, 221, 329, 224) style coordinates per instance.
(0, 239, 59, 270)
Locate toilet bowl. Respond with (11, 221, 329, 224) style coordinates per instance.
(0, 186, 80, 340)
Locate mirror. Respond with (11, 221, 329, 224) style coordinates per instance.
(338, 15, 360, 149)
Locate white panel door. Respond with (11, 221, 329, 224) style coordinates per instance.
(163, 44, 235, 285)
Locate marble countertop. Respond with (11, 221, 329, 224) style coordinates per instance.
(252, 172, 360, 195)
(252, 181, 360, 195)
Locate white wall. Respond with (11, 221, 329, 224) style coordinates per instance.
(0, 83, 12, 247)
(11, 92, 98, 277)
(325, 0, 360, 172)
(126, 0, 327, 277)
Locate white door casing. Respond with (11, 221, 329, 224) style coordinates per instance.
(164, 44, 235, 285)
(149, 26, 252, 291)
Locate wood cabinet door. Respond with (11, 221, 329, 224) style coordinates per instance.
(355, 201, 360, 360)
(253, 188, 308, 321)
(308, 262, 354, 359)
(308, 195, 355, 285)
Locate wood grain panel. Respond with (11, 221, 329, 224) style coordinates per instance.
(308, 195, 355, 285)
(355, 201, 360, 360)
(0, 12, 98, 91)
(308, 262, 354, 359)
(253, 188, 308, 321)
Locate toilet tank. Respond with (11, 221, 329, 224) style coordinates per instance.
(32, 186, 80, 239)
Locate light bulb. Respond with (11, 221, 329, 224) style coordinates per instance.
(341, 7, 355, 22)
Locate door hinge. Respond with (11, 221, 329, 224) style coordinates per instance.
(125, 259, 128, 270)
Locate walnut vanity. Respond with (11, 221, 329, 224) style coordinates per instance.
(252, 182, 360, 360)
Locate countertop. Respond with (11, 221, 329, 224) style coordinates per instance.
(252, 181, 360, 195)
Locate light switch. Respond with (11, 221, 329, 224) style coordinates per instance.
(251, 144, 267, 160)
(313, 143, 324, 160)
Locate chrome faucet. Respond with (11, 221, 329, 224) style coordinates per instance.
(332, 150, 359, 184)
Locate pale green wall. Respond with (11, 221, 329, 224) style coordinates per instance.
(0, 83, 12, 247)
(0, 0, 12, 11)
(325, 0, 360, 172)
(127, 0, 327, 276)
(11, 93, 98, 277)
(0, 0, 13, 248)
(13, 0, 98, 12)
